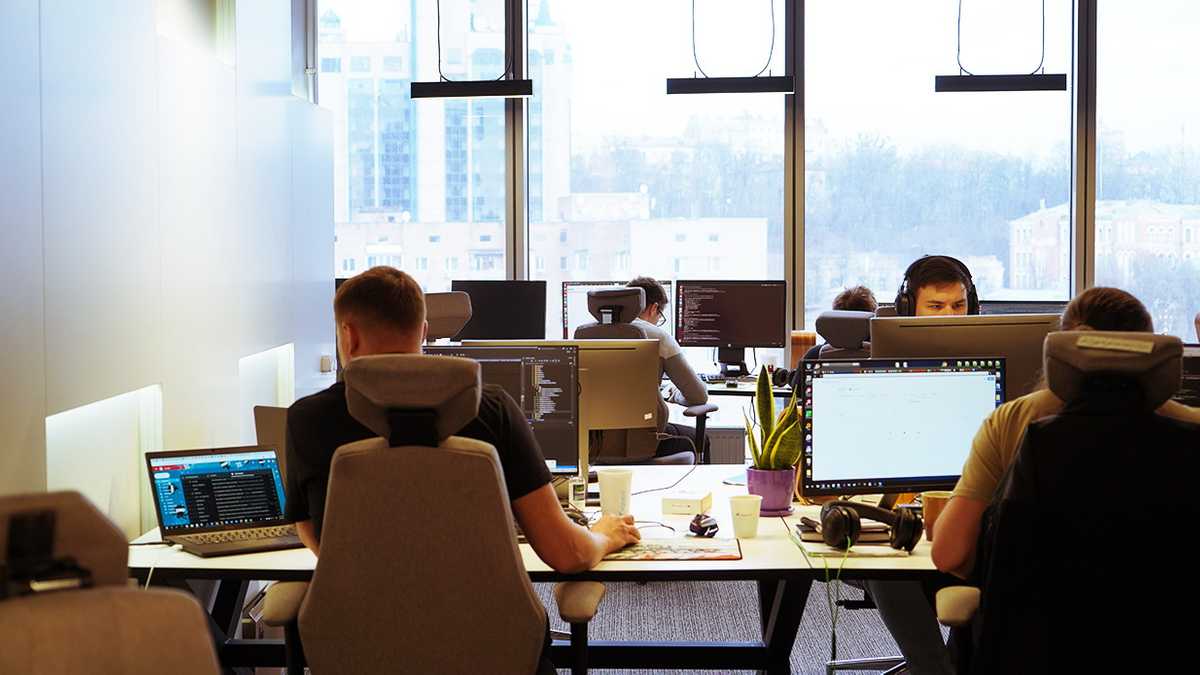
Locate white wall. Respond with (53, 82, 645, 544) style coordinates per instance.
(0, 0, 334, 505)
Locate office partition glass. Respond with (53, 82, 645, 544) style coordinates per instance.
(803, 0, 1072, 327)
(318, 1, 507, 288)
(1095, 1, 1200, 339)
(525, 0, 786, 352)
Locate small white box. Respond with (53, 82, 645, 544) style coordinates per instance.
(662, 490, 713, 515)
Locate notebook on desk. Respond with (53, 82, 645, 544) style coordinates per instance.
(145, 446, 302, 558)
(787, 524, 908, 558)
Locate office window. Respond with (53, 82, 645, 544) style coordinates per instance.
(320, 2, 505, 287)
(527, 1, 786, 342)
(1094, 1, 1200, 337)
(804, 2, 1072, 326)
(535, 255, 545, 272)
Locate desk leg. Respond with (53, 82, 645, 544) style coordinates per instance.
(758, 578, 811, 675)
(209, 580, 251, 675)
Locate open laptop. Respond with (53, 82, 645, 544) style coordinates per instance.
(145, 446, 302, 557)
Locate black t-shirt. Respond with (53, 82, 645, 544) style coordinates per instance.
(284, 381, 552, 539)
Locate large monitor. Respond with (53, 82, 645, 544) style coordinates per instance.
(674, 280, 787, 377)
(870, 313, 1061, 401)
(425, 345, 580, 474)
(464, 339, 660, 477)
(981, 300, 1068, 316)
(451, 280, 546, 340)
(800, 358, 1006, 501)
(1175, 344, 1200, 407)
(562, 280, 674, 339)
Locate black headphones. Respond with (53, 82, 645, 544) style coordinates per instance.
(819, 500, 924, 552)
(894, 255, 980, 317)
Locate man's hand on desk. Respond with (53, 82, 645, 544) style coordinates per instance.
(592, 514, 642, 552)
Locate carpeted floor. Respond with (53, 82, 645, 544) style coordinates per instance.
(534, 579, 930, 674)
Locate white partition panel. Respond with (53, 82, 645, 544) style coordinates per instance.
(0, 0, 47, 495)
(238, 343, 296, 444)
(40, 0, 163, 414)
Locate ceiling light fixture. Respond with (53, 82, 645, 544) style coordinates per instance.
(935, 0, 1067, 93)
(411, 0, 532, 100)
(667, 0, 794, 95)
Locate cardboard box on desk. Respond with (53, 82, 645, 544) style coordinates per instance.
(662, 490, 712, 515)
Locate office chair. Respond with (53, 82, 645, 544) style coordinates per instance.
(0, 492, 218, 675)
(261, 355, 605, 675)
(1194, 311, 1199, 342)
(936, 331, 1200, 674)
(814, 310, 874, 360)
(426, 290, 472, 340)
(574, 287, 717, 464)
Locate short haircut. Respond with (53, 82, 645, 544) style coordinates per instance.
(334, 266, 426, 335)
(1061, 287, 1153, 333)
(908, 256, 972, 293)
(832, 286, 878, 312)
(626, 276, 669, 308)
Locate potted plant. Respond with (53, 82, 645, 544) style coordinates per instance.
(744, 365, 803, 516)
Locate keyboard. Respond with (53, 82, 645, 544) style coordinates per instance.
(177, 525, 296, 545)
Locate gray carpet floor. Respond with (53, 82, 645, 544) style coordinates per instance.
(534, 580, 934, 674)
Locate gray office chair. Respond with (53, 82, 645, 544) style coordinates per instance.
(815, 310, 874, 360)
(0, 492, 219, 675)
(1194, 311, 1199, 342)
(426, 290, 472, 340)
(261, 354, 605, 674)
(937, 331, 1199, 673)
(573, 287, 716, 464)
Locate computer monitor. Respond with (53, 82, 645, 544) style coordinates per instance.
(451, 280, 546, 340)
(425, 345, 580, 474)
(1175, 344, 1200, 407)
(800, 358, 1006, 502)
(562, 280, 673, 339)
(981, 300, 1068, 316)
(870, 313, 1061, 401)
(674, 280, 787, 377)
(464, 339, 660, 478)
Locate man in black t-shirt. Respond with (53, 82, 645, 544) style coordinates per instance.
(286, 266, 640, 575)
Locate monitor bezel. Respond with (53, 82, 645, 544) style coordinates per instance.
(673, 279, 788, 349)
(799, 356, 1006, 498)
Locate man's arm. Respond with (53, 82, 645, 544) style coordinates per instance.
(512, 484, 639, 574)
(930, 495, 988, 579)
(295, 519, 320, 556)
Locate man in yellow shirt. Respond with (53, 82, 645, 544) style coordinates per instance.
(932, 287, 1200, 578)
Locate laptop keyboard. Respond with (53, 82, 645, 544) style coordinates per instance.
(177, 525, 296, 545)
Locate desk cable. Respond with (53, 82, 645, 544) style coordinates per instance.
(822, 537, 853, 661)
(630, 433, 700, 496)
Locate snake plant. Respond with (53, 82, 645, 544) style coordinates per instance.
(744, 365, 803, 470)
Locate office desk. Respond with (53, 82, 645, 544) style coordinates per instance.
(706, 381, 793, 398)
(128, 466, 938, 673)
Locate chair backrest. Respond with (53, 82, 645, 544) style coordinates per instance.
(814, 310, 873, 360)
(426, 290, 473, 340)
(573, 287, 648, 341)
(1195, 311, 1199, 342)
(297, 354, 548, 675)
(0, 492, 218, 675)
(970, 331, 1198, 670)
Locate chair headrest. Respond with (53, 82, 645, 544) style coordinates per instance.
(0, 491, 127, 588)
(874, 305, 898, 317)
(1044, 331, 1183, 411)
(587, 287, 645, 324)
(815, 310, 874, 349)
(425, 291, 472, 340)
(344, 354, 482, 444)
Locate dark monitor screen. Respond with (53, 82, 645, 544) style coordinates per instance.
(981, 300, 1068, 316)
(425, 345, 579, 472)
(800, 357, 1005, 496)
(674, 280, 787, 348)
(1176, 345, 1200, 408)
(451, 280, 547, 340)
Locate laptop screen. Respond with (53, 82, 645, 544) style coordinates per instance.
(148, 448, 287, 532)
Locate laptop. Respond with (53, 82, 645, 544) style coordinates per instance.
(145, 446, 303, 557)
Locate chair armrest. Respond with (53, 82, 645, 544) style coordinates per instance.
(935, 585, 981, 628)
(261, 581, 310, 626)
(554, 581, 606, 624)
(682, 403, 719, 418)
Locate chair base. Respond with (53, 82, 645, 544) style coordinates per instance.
(825, 655, 905, 675)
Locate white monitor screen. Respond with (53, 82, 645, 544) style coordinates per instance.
(561, 281, 673, 339)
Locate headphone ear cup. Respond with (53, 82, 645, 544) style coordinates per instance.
(890, 509, 924, 552)
(772, 368, 792, 388)
(820, 505, 860, 550)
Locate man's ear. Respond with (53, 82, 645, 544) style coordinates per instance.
(420, 320, 429, 344)
(341, 320, 361, 360)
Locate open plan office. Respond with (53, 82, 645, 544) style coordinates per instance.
(5, 1, 1200, 674)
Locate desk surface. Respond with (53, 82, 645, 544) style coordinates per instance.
(129, 465, 935, 581)
(705, 381, 793, 398)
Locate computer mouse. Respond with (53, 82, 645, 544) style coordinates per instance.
(724, 380, 738, 388)
(689, 513, 719, 538)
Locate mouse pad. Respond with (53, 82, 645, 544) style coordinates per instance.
(603, 538, 742, 561)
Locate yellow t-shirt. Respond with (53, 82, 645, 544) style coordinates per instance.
(952, 388, 1200, 503)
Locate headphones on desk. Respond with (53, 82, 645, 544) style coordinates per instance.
(894, 255, 980, 316)
(819, 500, 924, 552)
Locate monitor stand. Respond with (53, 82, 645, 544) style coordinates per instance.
(877, 493, 900, 510)
(718, 347, 750, 378)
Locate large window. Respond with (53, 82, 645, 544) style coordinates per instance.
(321, 2, 506, 288)
(527, 0, 786, 349)
(804, 1, 1072, 325)
(1095, 1, 1200, 338)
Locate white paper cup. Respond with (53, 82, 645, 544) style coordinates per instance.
(730, 494, 763, 538)
(597, 469, 634, 516)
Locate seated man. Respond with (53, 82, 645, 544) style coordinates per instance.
(286, 266, 640, 574)
(932, 286, 1200, 578)
(626, 275, 709, 457)
(803, 285, 878, 360)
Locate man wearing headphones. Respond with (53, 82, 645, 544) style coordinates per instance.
(894, 255, 978, 317)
